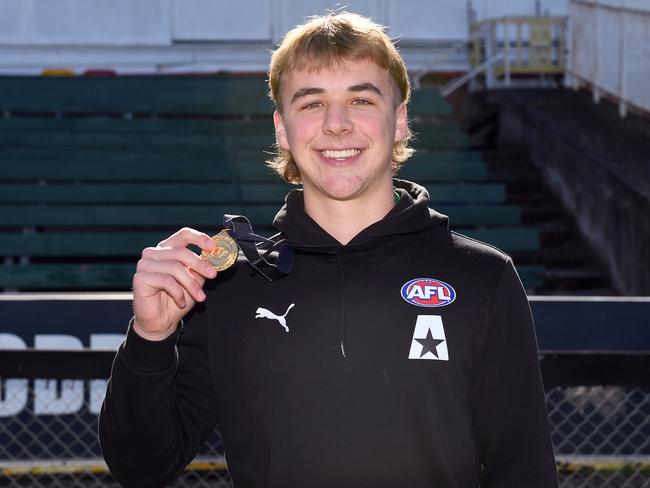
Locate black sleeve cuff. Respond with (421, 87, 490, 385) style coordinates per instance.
(122, 319, 181, 373)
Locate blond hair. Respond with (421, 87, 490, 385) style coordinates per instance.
(267, 12, 414, 184)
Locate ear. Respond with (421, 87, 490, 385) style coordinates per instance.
(394, 102, 408, 142)
(273, 110, 290, 150)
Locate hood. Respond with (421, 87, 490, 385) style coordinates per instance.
(272, 179, 449, 253)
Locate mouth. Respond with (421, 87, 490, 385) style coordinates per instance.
(319, 148, 361, 160)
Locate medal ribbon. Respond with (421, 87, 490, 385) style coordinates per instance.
(223, 214, 294, 281)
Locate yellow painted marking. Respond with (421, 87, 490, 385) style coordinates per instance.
(42, 69, 75, 77)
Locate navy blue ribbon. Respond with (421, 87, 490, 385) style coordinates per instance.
(223, 214, 293, 281)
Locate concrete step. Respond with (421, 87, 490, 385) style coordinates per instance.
(485, 148, 616, 294)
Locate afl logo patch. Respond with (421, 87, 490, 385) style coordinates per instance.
(401, 278, 456, 307)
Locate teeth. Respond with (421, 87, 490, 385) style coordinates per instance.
(321, 149, 360, 159)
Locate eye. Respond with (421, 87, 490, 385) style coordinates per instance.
(302, 101, 322, 110)
(352, 98, 372, 106)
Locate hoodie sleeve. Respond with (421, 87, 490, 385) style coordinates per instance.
(471, 258, 558, 487)
(99, 306, 218, 488)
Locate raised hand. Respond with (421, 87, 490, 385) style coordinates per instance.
(132, 228, 218, 341)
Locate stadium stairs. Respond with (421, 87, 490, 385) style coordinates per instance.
(0, 74, 612, 293)
(459, 88, 616, 295)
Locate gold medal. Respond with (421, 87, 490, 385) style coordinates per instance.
(200, 230, 238, 271)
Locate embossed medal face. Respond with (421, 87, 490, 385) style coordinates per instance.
(200, 230, 238, 271)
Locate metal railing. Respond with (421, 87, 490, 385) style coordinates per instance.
(442, 15, 568, 96)
(471, 15, 567, 79)
(567, 0, 650, 117)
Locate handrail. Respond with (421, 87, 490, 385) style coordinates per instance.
(471, 15, 567, 28)
(440, 51, 504, 97)
(428, 32, 480, 67)
(411, 34, 480, 88)
(439, 15, 568, 97)
(471, 15, 567, 78)
(567, 0, 650, 117)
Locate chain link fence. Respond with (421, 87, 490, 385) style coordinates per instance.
(549, 385, 650, 487)
(0, 379, 230, 487)
(1, 380, 649, 487)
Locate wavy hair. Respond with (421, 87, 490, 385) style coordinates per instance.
(266, 12, 414, 184)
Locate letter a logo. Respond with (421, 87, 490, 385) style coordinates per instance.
(408, 315, 449, 361)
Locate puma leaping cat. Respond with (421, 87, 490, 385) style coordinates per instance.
(255, 303, 295, 332)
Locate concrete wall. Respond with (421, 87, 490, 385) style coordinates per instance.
(497, 90, 650, 295)
(0, 0, 568, 74)
(0, 0, 173, 45)
(568, 0, 650, 114)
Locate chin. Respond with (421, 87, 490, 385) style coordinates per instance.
(319, 177, 365, 201)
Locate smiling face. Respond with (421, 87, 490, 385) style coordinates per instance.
(273, 58, 407, 208)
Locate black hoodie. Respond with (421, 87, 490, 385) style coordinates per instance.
(100, 180, 558, 488)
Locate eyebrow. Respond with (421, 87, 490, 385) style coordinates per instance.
(348, 83, 383, 97)
(290, 87, 325, 105)
(289, 82, 384, 105)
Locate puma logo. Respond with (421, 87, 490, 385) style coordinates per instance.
(255, 303, 295, 332)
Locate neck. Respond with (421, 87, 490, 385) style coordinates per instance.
(303, 184, 395, 245)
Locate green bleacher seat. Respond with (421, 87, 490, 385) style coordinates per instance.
(0, 75, 540, 291)
(460, 228, 540, 252)
(409, 151, 484, 164)
(0, 263, 545, 290)
(436, 205, 521, 226)
(0, 183, 289, 203)
(1, 155, 486, 183)
(424, 183, 505, 203)
(0, 117, 274, 134)
(409, 89, 452, 117)
(0, 263, 136, 289)
(0, 204, 520, 228)
(0, 130, 275, 151)
(0, 205, 281, 228)
(0, 265, 545, 291)
(515, 266, 545, 288)
(0, 76, 274, 115)
(411, 122, 470, 150)
(399, 161, 487, 181)
(0, 183, 503, 204)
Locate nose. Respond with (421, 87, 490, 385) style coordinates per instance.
(322, 103, 353, 135)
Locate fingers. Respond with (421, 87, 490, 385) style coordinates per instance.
(158, 227, 216, 252)
(141, 245, 217, 280)
(133, 227, 218, 311)
(137, 258, 208, 303)
(133, 270, 190, 310)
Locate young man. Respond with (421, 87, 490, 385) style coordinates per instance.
(100, 12, 558, 487)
